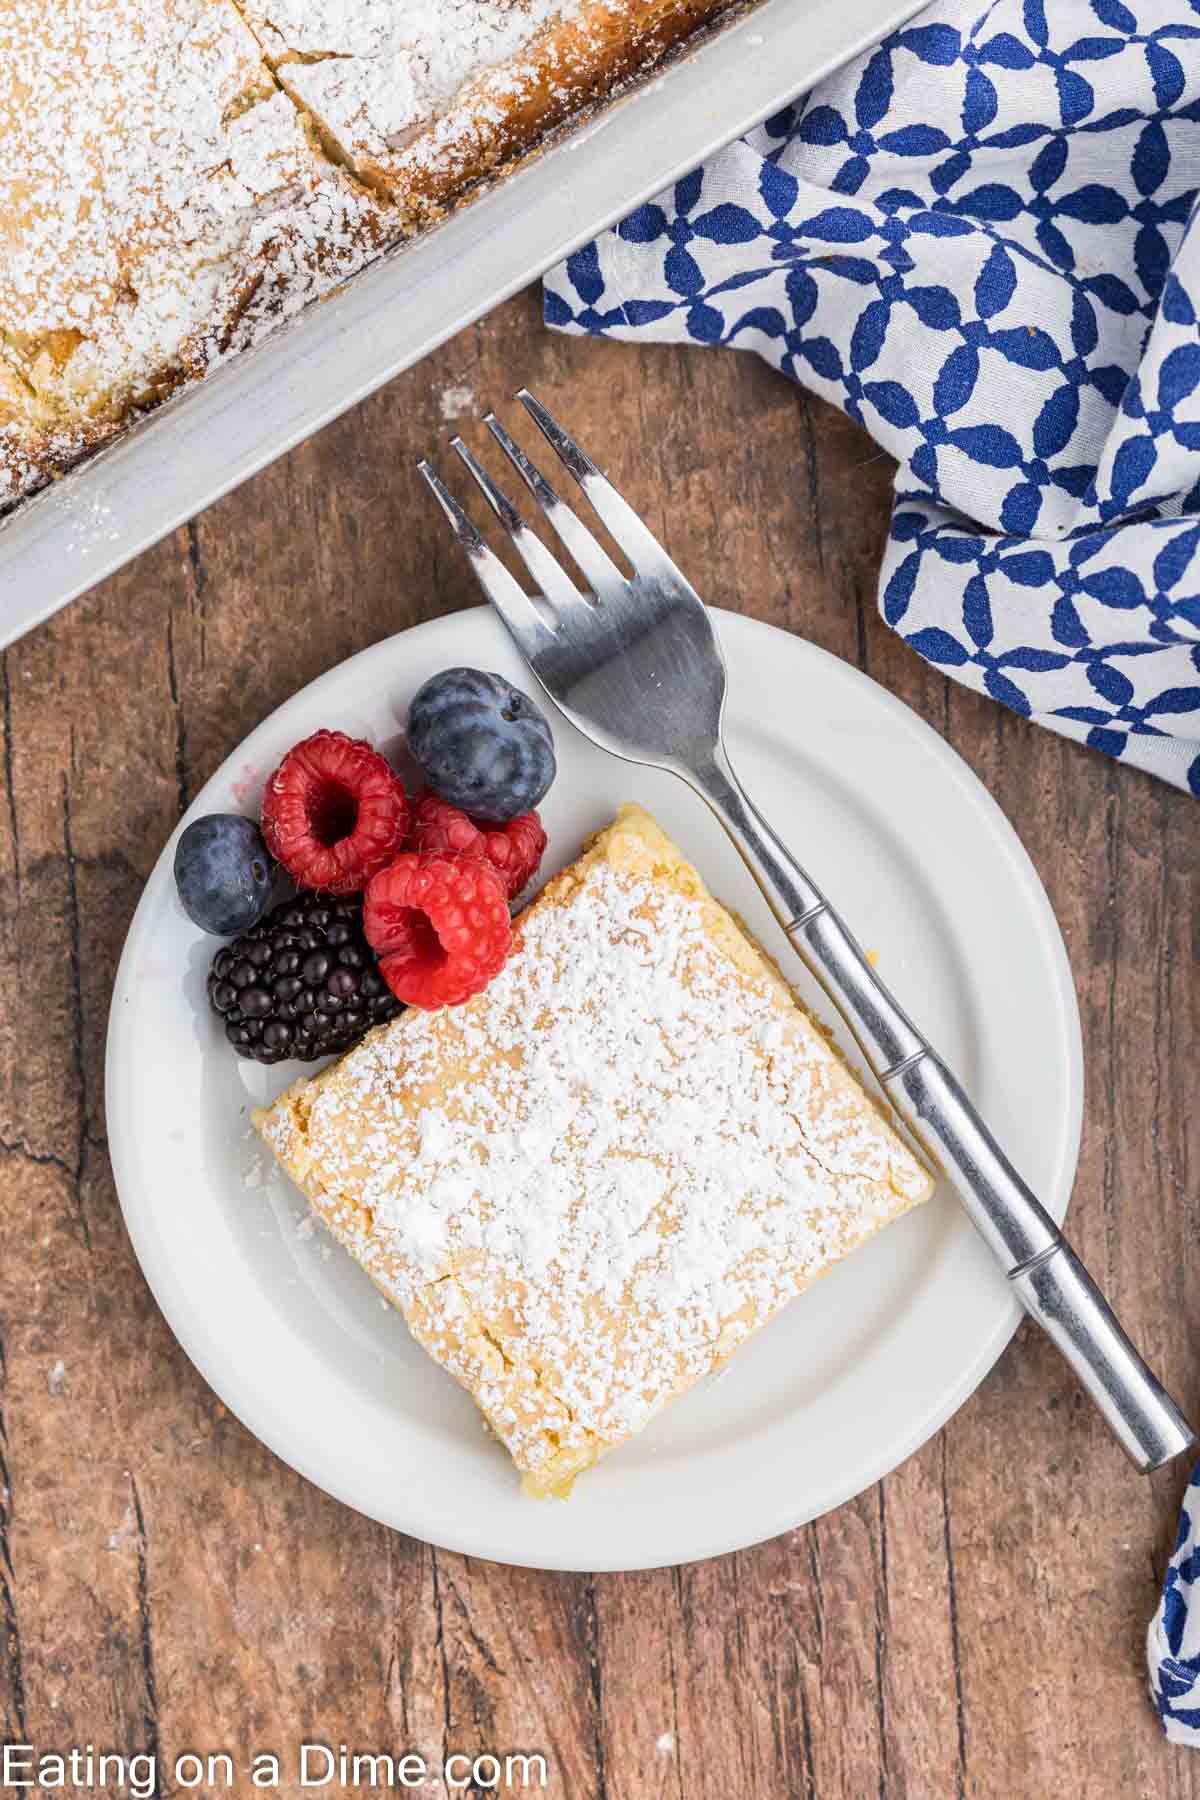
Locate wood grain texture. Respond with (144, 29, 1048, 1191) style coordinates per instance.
(0, 285, 1197, 1799)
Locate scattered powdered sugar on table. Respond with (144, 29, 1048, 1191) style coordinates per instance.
(438, 382, 477, 421)
(106, 1503, 137, 1551)
(259, 833, 929, 1482)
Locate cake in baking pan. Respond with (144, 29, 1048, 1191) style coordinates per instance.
(256, 806, 934, 1497)
(0, 0, 734, 509)
(0, 0, 381, 500)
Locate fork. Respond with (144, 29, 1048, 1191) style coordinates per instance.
(418, 389, 1194, 1473)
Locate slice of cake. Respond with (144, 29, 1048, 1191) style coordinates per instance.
(256, 806, 934, 1497)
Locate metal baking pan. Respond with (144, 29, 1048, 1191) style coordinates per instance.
(0, 0, 922, 648)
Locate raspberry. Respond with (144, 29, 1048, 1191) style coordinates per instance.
(261, 730, 409, 896)
(363, 852, 512, 1009)
(408, 793, 547, 901)
(408, 793, 486, 860)
(478, 811, 548, 901)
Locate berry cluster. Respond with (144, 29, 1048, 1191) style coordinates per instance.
(173, 666, 555, 1063)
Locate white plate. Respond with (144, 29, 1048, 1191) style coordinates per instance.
(107, 608, 1082, 1571)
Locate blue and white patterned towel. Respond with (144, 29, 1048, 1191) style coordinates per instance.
(544, 0, 1200, 794)
(1150, 1465, 1200, 1743)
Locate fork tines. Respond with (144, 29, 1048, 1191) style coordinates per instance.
(417, 390, 682, 656)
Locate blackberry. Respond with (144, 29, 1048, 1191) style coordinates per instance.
(207, 891, 401, 1064)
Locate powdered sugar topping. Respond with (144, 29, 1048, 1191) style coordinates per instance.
(249, 0, 588, 177)
(263, 836, 929, 1473)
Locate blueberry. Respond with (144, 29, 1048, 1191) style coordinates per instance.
(407, 668, 556, 822)
(174, 814, 276, 936)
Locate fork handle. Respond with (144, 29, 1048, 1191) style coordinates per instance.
(689, 744, 1194, 1472)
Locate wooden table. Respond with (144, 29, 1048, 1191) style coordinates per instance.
(1, 287, 1196, 1800)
